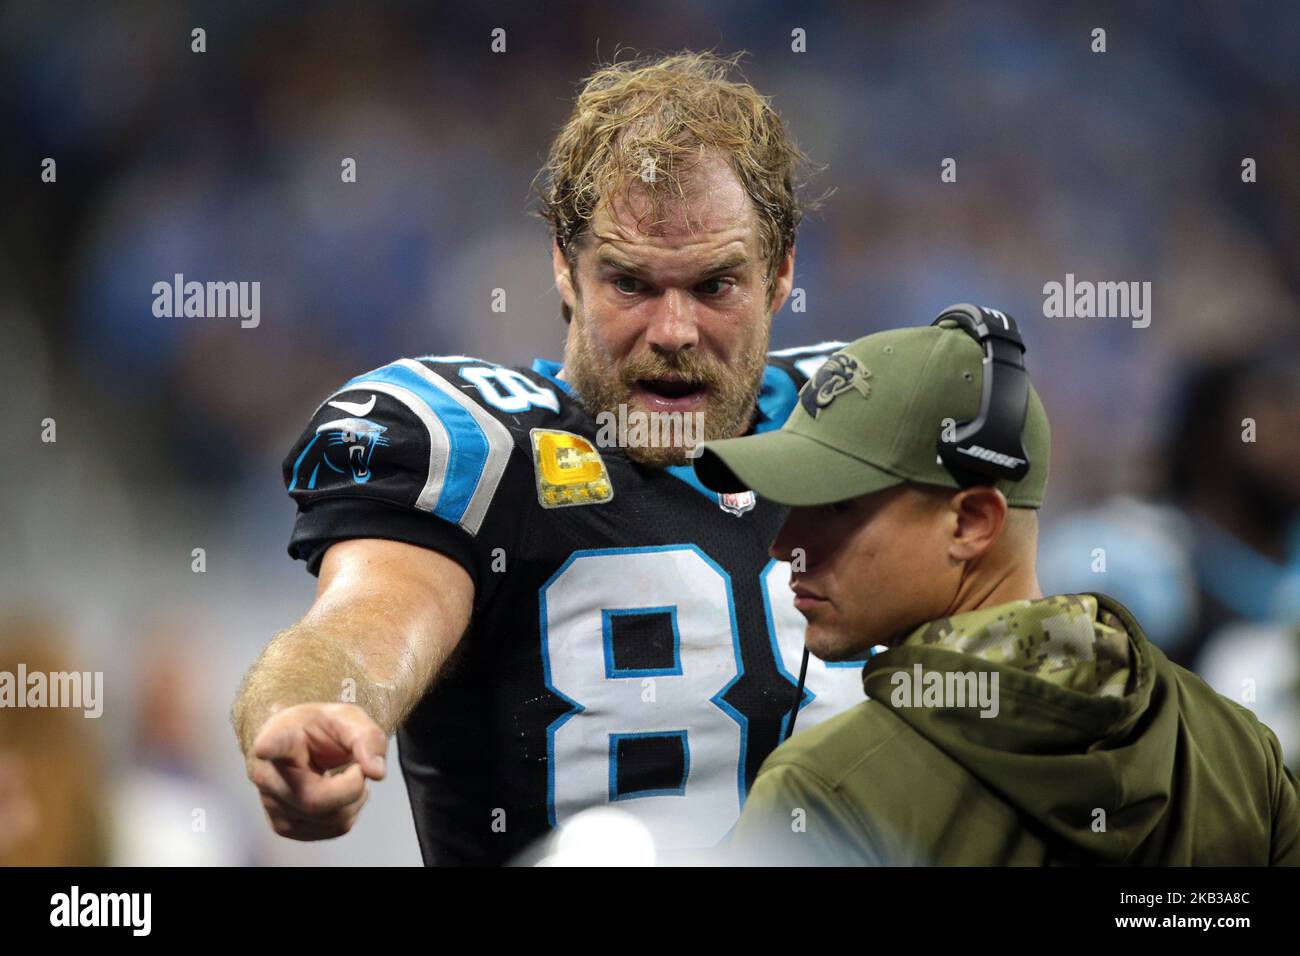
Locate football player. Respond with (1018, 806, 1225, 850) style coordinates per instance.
(232, 51, 865, 865)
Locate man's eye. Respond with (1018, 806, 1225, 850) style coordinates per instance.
(614, 276, 643, 295)
(697, 277, 732, 296)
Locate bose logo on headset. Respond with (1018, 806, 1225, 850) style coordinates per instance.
(956, 444, 1026, 469)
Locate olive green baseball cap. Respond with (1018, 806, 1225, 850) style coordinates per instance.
(694, 320, 1051, 507)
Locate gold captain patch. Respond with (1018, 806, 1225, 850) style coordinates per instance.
(530, 428, 614, 509)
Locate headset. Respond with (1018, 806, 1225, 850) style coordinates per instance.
(930, 303, 1032, 485)
(781, 304, 1031, 742)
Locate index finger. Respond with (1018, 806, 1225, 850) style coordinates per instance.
(321, 707, 388, 780)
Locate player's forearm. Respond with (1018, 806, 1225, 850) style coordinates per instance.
(231, 622, 405, 755)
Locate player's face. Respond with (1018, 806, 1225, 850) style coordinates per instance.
(769, 486, 959, 660)
(555, 153, 793, 467)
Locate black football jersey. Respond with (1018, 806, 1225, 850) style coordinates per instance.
(283, 345, 868, 865)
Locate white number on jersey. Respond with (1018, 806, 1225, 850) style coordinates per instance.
(540, 546, 863, 851)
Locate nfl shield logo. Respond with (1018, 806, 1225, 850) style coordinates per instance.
(717, 490, 756, 516)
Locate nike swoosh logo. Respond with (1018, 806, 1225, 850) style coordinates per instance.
(328, 395, 377, 417)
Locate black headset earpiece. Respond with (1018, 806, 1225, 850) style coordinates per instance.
(930, 303, 1032, 485)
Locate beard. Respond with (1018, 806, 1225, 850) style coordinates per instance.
(564, 306, 770, 468)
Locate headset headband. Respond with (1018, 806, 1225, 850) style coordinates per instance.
(930, 304, 1031, 484)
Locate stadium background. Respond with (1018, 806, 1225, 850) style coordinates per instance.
(1, 0, 1298, 865)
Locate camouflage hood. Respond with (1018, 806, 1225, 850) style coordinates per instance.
(899, 593, 1133, 698)
(861, 593, 1171, 864)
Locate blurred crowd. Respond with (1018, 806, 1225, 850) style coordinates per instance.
(1, 1, 1297, 864)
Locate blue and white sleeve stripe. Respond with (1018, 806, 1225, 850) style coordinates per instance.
(332, 359, 512, 536)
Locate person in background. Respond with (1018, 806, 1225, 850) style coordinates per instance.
(0, 613, 109, 866)
(111, 627, 254, 866)
(1164, 350, 1300, 764)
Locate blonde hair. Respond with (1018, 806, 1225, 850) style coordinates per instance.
(534, 50, 822, 322)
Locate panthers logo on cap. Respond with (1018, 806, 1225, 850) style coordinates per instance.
(800, 353, 872, 418)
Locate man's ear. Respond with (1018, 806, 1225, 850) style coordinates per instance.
(767, 243, 795, 316)
(947, 488, 1008, 563)
(552, 240, 577, 311)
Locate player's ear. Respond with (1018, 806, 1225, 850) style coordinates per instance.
(553, 239, 577, 311)
(947, 488, 1008, 563)
(767, 243, 795, 316)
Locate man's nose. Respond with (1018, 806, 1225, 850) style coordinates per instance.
(770, 510, 812, 564)
(644, 289, 700, 354)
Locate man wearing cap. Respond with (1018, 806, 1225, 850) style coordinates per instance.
(696, 308, 1300, 865)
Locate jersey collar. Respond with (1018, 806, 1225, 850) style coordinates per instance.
(530, 358, 574, 396)
(752, 362, 800, 434)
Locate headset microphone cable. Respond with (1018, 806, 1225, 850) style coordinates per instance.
(783, 645, 811, 742)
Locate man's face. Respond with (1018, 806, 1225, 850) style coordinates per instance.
(769, 486, 958, 660)
(553, 153, 793, 466)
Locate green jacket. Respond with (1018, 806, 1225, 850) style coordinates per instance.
(732, 593, 1300, 865)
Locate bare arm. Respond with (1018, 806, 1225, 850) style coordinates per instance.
(231, 537, 474, 840)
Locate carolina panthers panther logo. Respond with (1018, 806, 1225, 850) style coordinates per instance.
(289, 416, 390, 490)
(800, 353, 872, 418)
